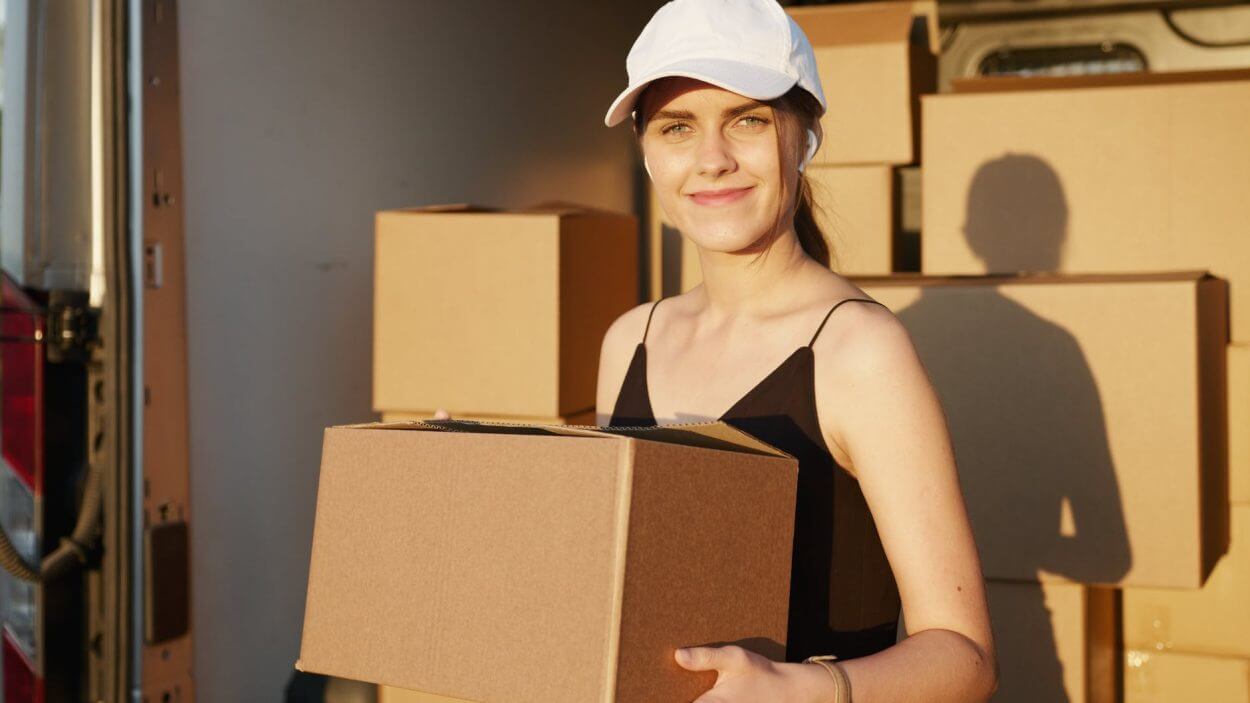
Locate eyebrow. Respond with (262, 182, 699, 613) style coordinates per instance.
(651, 100, 768, 121)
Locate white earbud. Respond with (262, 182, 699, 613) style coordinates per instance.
(798, 129, 819, 173)
(643, 154, 653, 179)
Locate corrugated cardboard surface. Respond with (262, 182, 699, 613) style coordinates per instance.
(1123, 505, 1250, 658)
(788, 2, 936, 166)
(372, 206, 636, 416)
(1125, 650, 1250, 703)
(298, 421, 797, 702)
(855, 272, 1229, 588)
(921, 78, 1250, 342)
(614, 440, 795, 701)
(986, 580, 1117, 703)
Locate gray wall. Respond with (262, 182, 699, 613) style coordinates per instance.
(177, 2, 657, 699)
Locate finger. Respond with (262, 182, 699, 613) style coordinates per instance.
(675, 645, 741, 672)
(432, 408, 450, 420)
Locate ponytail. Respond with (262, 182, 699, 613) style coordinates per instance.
(793, 172, 830, 268)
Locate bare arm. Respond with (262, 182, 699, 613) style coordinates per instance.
(819, 307, 998, 702)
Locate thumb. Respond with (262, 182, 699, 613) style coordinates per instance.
(674, 646, 724, 672)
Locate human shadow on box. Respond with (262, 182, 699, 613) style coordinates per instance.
(896, 155, 1131, 702)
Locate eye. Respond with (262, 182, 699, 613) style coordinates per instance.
(660, 122, 691, 135)
(737, 114, 770, 128)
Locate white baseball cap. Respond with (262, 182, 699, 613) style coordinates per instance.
(603, 0, 827, 129)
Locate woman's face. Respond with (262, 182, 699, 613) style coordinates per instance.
(639, 77, 790, 255)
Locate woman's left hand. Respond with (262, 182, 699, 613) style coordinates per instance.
(675, 645, 836, 703)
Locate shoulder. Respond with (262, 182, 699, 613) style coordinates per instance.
(810, 297, 934, 467)
(814, 298, 917, 382)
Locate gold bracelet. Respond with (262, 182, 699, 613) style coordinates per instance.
(804, 655, 852, 703)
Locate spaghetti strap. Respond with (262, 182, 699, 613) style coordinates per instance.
(642, 297, 665, 344)
(807, 297, 887, 347)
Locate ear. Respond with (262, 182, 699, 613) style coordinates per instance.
(798, 129, 819, 173)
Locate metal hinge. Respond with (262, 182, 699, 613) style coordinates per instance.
(47, 290, 100, 363)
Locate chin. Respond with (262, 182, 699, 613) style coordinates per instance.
(682, 221, 772, 253)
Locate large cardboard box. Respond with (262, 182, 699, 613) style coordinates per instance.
(648, 165, 897, 298)
(854, 272, 1229, 588)
(1125, 650, 1250, 703)
(986, 580, 1117, 703)
(787, 1, 937, 166)
(1232, 344, 1250, 505)
(373, 204, 638, 417)
(920, 72, 1250, 341)
(1123, 504, 1250, 658)
(297, 420, 798, 703)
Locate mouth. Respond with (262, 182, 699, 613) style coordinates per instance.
(687, 186, 754, 206)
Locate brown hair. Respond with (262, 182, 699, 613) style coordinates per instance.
(633, 82, 834, 269)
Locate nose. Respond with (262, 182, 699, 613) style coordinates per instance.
(695, 130, 737, 178)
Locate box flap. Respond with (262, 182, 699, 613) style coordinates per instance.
(790, 2, 915, 47)
(950, 68, 1250, 95)
(592, 424, 793, 460)
(849, 270, 1214, 287)
(522, 200, 613, 216)
(385, 203, 502, 214)
(335, 418, 793, 459)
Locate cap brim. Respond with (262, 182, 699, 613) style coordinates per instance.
(603, 57, 797, 127)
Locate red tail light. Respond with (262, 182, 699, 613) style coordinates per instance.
(0, 272, 45, 702)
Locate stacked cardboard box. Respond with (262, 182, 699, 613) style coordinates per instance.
(855, 272, 1228, 590)
(915, 68, 1250, 701)
(372, 203, 638, 422)
(645, 1, 936, 298)
(984, 581, 1118, 703)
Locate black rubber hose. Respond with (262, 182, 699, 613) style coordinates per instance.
(0, 458, 102, 583)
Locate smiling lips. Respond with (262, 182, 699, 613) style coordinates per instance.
(687, 186, 754, 206)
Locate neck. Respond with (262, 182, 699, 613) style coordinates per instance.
(694, 225, 820, 318)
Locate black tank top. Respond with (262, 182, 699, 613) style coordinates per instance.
(609, 297, 902, 662)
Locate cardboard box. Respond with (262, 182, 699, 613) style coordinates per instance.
(920, 74, 1250, 341)
(787, 2, 937, 166)
(373, 204, 638, 417)
(1125, 650, 1250, 703)
(297, 419, 798, 702)
(379, 409, 597, 426)
(986, 580, 1118, 703)
(648, 165, 897, 298)
(1123, 504, 1250, 658)
(854, 272, 1229, 588)
(1232, 344, 1250, 505)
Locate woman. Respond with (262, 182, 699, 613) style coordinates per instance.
(594, 1, 998, 701)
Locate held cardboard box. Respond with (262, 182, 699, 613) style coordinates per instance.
(380, 409, 598, 426)
(920, 72, 1250, 341)
(648, 165, 897, 298)
(297, 419, 798, 703)
(853, 272, 1229, 588)
(986, 580, 1118, 703)
(1125, 650, 1250, 703)
(1122, 505, 1250, 658)
(787, 1, 937, 166)
(373, 204, 638, 417)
